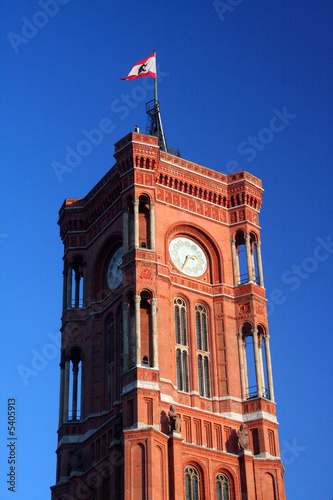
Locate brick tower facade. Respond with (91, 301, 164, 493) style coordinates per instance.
(51, 131, 286, 499)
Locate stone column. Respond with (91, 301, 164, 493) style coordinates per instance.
(236, 249, 241, 284)
(133, 199, 139, 248)
(134, 295, 141, 365)
(258, 338, 266, 397)
(72, 362, 78, 420)
(58, 362, 65, 426)
(237, 333, 246, 399)
(67, 264, 73, 309)
(123, 207, 129, 253)
(151, 298, 158, 368)
(252, 328, 263, 398)
(245, 235, 253, 282)
(230, 239, 239, 286)
(150, 202, 156, 250)
(255, 240, 265, 287)
(243, 341, 249, 398)
(62, 271, 67, 313)
(63, 359, 70, 422)
(82, 265, 87, 308)
(264, 334, 275, 402)
(74, 272, 80, 308)
(122, 302, 129, 373)
(80, 359, 84, 420)
(251, 249, 256, 284)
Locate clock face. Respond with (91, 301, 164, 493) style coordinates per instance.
(107, 246, 123, 289)
(169, 237, 207, 277)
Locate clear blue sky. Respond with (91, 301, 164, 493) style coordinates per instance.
(1, 1, 332, 498)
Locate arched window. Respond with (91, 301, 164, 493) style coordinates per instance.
(257, 325, 268, 398)
(139, 195, 150, 248)
(195, 304, 210, 398)
(175, 297, 187, 345)
(140, 291, 153, 366)
(195, 304, 208, 351)
(64, 256, 84, 310)
(241, 323, 256, 398)
(185, 466, 200, 500)
(115, 305, 123, 402)
(108, 315, 114, 365)
(67, 347, 82, 421)
(216, 473, 230, 500)
(107, 315, 114, 409)
(234, 231, 247, 284)
(174, 298, 189, 392)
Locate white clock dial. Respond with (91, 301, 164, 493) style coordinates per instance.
(107, 246, 123, 289)
(169, 237, 207, 277)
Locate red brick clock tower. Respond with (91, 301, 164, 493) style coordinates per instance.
(51, 131, 286, 499)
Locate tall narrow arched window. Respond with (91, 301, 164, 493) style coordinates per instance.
(234, 231, 247, 285)
(67, 347, 82, 421)
(195, 304, 210, 398)
(65, 256, 84, 309)
(216, 473, 230, 500)
(139, 195, 150, 248)
(107, 315, 114, 409)
(185, 466, 200, 500)
(140, 291, 153, 366)
(174, 298, 189, 393)
(115, 305, 123, 401)
(128, 198, 134, 250)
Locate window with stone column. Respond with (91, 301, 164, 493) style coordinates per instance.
(216, 473, 231, 500)
(139, 195, 150, 249)
(64, 256, 85, 310)
(231, 230, 264, 287)
(174, 297, 189, 392)
(185, 465, 200, 500)
(233, 230, 247, 284)
(115, 305, 123, 399)
(257, 325, 268, 398)
(237, 322, 270, 400)
(238, 322, 256, 399)
(231, 230, 265, 286)
(67, 347, 82, 421)
(107, 315, 114, 409)
(128, 294, 136, 369)
(249, 232, 259, 284)
(140, 291, 153, 366)
(195, 304, 210, 398)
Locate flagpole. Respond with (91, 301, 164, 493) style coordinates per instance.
(155, 50, 167, 152)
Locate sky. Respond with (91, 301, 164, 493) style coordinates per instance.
(0, 1, 332, 498)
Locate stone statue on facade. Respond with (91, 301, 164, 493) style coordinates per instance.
(168, 404, 181, 433)
(238, 423, 250, 450)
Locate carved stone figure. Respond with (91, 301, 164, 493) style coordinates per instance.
(238, 423, 250, 450)
(168, 404, 181, 433)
